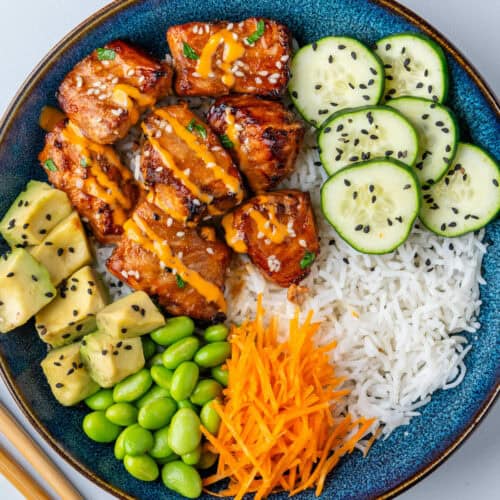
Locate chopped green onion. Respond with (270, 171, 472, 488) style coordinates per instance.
(299, 250, 316, 269)
(175, 274, 186, 288)
(96, 48, 116, 61)
(44, 159, 58, 172)
(219, 134, 234, 149)
(246, 20, 265, 44)
(80, 157, 89, 167)
(183, 42, 199, 60)
(186, 119, 207, 139)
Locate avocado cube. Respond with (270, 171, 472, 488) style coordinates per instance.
(80, 331, 144, 388)
(35, 266, 109, 347)
(0, 181, 72, 247)
(31, 212, 93, 285)
(0, 249, 56, 333)
(41, 342, 100, 406)
(96, 291, 165, 339)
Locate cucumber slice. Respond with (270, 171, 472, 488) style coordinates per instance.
(321, 158, 420, 254)
(387, 97, 459, 184)
(318, 105, 419, 176)
(374, 33, 448, 103)
(289, 36, 384, 127)
(419, 143, 500, 237)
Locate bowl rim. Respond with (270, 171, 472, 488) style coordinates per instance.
(0, 1, 498, 499)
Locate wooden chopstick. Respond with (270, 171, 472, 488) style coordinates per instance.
(0, 444, 51, 500)
(0, 403, 82, 500)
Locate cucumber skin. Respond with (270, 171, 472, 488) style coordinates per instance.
(289, 36, 385, 127)
(321, 158, 421, 254)
(375, 32, 449, 104)
(419, 143, 500, 237)
(386, 96, 460, 183)
(318, 105, 420, 175)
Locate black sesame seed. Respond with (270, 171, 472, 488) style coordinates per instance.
(344, 179, 351, 186)
(76, 324, 83, 331)
(117, 341, 123, 347)
(425, 259, 431, 266)
(369, 134, 378, 139)
(361, 152, 371, 160)
(44, 241, 53, 246)
(140, 308, 146, 317)
(87, 288, 93, 295)
(291, 91, 298, 98)
(113, 350, 119, 356)
(385, 150, 394, 156)
(62, 333, 71, 339)
(348, 82, 355, 89)
(445, 145, 452, 153)
(39, 229, 47, 235)
(68, 247, 75, 253)
(387, 218, 393, 226)
(55, 383, 64, 388)
(343, 257, 350, 264)
(396, 216, 403, 223)
(6, 272, 14, 278)
(363, 225, 370, 233)
(442, 127, 449, 133)
(102, 350, 108, 356)
(371, 195, 377, 203)
(336, 124, 344, 132)
(349, 156, 359, 162)
(53, 362, 61, 367)
(441, 223, 447, 230)
(330, 102, 338, 107)
(449, 243, 454, 250)
(354, 138, 360, 146)
(318, 109, 329, 115)
(315, 84, 322, 90)
(57, 248, 64, 257)
(353, 191, 358, 199)
(403, 184, 411, 190)
(324, 127, 331, 133)
(369, 67, 378, 75)
(121, 328, 127, 334)
(31, 274, 38, 282)
(124, 345, 133, 350)
(493, 179, 499, 187)
(328, 55, 334, 63)
(445, 178, 450, 185)
(338, 44, 346, 49)
(355, 224, 363, 231)
(369, 185, 375, 193)
(359, 83, 367, 89)
(7, 219, 15, 229)
(67, 368, 74, 375)
(312, 42, 318, 51)
(132, 304, 140, 312)
(416, 82, 424, 88)
(385, 43, 391, 50)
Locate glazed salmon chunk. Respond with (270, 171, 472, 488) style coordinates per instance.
(107, 201, 230, 322)
(167, 18, 291, 97)
(207, 95, 305, 192)
(222, 190, 319, 287)
(141, 103, 245, 225)
(58, 40, 172, 144)
(39, 120, 141, 244)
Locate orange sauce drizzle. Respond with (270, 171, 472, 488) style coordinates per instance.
(196, 29, 245, 87)
(221, 213, 248, 253)
(124, 216, 226, 312)
(224, 108, 240, 148)
(39, 106, 65, 132)
(249, 207, 290, 244)
(112, 84, 155, 124)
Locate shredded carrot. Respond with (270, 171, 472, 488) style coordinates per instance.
(203, 296, 375, 498)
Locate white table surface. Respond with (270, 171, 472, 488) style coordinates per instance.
(0, 1, 498, 499)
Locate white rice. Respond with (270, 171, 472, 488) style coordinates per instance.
(103, 107, 486, 441)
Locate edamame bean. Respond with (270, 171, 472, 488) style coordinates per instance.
(113, 369, 153, 403)
(124, 454, 159, 482)
(82, 411, 121, 443)
(200, 400, 221, 434)
(114, 429, 127, 460)
(106, 403, 138, 426)
(203, 324, 228, 343)
(141, 337, 156, 360)
(150, 365, 174, 390)
(147, 353, 164, 367)
(122, 424, 154, 456)
(194, 341, 231, 368)
(149, 426, 175, 459)
(136, 385, 170, 408)
(84, 389, 114, 410)
(162, 337, 200, 370)
(138, 398, 177, 430)
(181, 444, 201, 465)
(177, 400, 197, 411)
(190, 380, 223, 406)
(161, 461, 202, 499)
(167, 408, 201, 455)
(211, 365, 229, 387)
(150, 317, 195, 346)
(197, 449, 218, 469)
(170, 362, 199, 402)
(155, 454, 180, 465)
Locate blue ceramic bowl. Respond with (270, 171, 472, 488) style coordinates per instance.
(0, 1, 498, 498)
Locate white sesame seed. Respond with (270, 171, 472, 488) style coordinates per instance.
(235, 70, 245, 78)
(138, 75, 145, 84)
(264, 221, 270, 229)
(238, 21, 244, 28)
(299, 239, 307, 248)
(165, 123, 173, 133)
(167, 218, 173, 227)
(75, 179, 84, 189)
(155, 167, 163, 172)
(193, 25, 199, 33)
(127, 68, 135, 77)
(121, 270, 129, 278)
(159, 262, 166, 270)
(267, 255, 281, 272)
(235, 124, 243, 131)
(255, 77, 262, 84)
(264, 238, 271, 245)
(246, 86, 256, 91)
(183, 168, 191, 176)
(154, 130, 162, 138)
(144, 150, 151, 157)
(192, 199, 201, 206)
(177, 251, 184, 259)
(98, 93, 107, 100)
(75, 76, 83, 88)
(209, 72, 215, 78)
(206, 247, 214, 255)
(111, 77, 119, 84)
(92, 81, 101, 87)
(86, 89, 95, 96)
(101, 60, 110, 67)
(205, 24, 210, 33)
(268, 79, 278, 85)
(236, 60, 245, 67)
(212, 146, 222, 152)
(94, 117, 103, 123)
(232, 33, 238, 41)
(176, 231, 185, 237)
(280, 55, 289, 62)
(111, 108, 122, 116)
(206, 162, 216, 169)
(203, 215, 212, 221)
(257, 231, 264, 239)
(258, 70, 269, 76)
(275, 61, 282, 69)
(226, 23, 234, 30)
(164, 54, 173, 65)
(192, 72, 201, 78)
(270, 72, 280, 79)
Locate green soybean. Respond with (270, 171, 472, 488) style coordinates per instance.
(124, 454, 159, 482)
(162, 337, 200, 370)
(141, 336, 156, 360)
(190, 379, 223, 406)
(161, 461, 202, 499)
(200, 400, 221, 434)
(82, 411, 121, 443)
(84, 389, 114, 410)
(181, 444, 201, 466)
(114, 429, 127, 460)
(147, 353, 164, 367)
(211, 365, 229, 387)
(105, 403, 138, 426)
(150, 317, 195, 346)
(136, 385, 170, 408)
(167, 408, 201, 455)
(150, 365, 174, 390)
(138, 398, 177, 430)
(149, 426, 175, 459)
(155, 454, 180, 465)
(177, 399, 198, 411)
(194, 341, 231, 368)
(198, 449, 218, 469)
(122, 424, 154, 456)
(170, 362, 199, 402)
(203, 324, 228, 343)
(113, 369, 153, 403)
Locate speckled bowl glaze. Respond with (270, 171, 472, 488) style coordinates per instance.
(0, 1, 498, 498)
